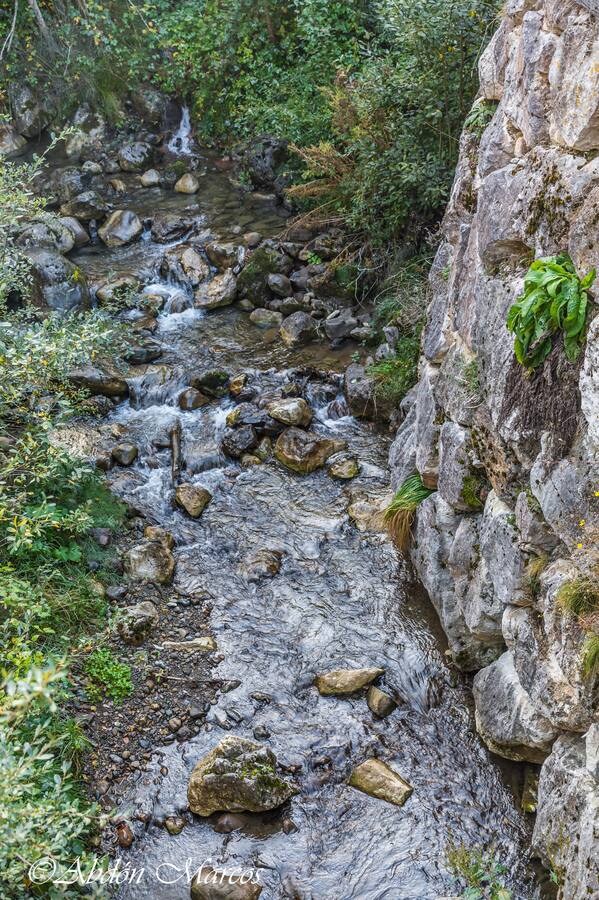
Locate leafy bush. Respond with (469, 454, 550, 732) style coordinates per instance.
(506, 254, 596, 369)
(0, 666, 103, 898)
(367, 336, 421, 406)
(85, 648, 133, 704)
(384, 473, 434, 550)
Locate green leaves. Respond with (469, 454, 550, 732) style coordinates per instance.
(506, 254, 596, 369)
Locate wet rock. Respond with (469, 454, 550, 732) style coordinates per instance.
(205, 241, 242, 270)
(249, 308, 283, 328)
(367, 686, 397, 718)
(10, 83, 51, 137)
(241, 454, 261, 467)
(222, 425, 258, 459)
(315, 668, 384, 696)
(59, 216, 90, 248)
(343, 364, 378, 420)
(192, 370, 230, 398)
(144, 525, 175, 549)
(254, 437, 272, 461)
(26, 249, 90, 313)
(118, 601, 159, 645)
(151, 212, 195, 243)
(267, 273, 292, 297)
(131, 86, 167, 125)
(267, 398, 312, 428)
(60, 191, 108, 222)
(162, 245, 210, 288)
(348, 759, 413, 807)
(109, 177, 127, 193)
(213, 812, 245, 833)
(325, 308, 358, 342)
(125, 339, 163, 365)
(140, 169, 161, 187)
(175, 484, 212, 518)
(236, 246, 289, 305)
(187, 736, 296, 816)
(327, 453, 360, 480)
(16, 219, 75, 254)
(191, 866, 262, 900)
(116, 821, 134, 848)
(0, 123, 27, 158)
(111, 442, 139, 466)
(68, 365, 128, 398)
(118, 141, 153, 172)
(164, 816, 186, 835)
(241, 549, 282, 581)
(95, 273, 139, 304)
(279, 311, 318, 347)
(274, 428, 346, 475)
(98, 210, 143, 248)
(126, 540, 175, 585)
(175, 173, 200, 194)
(229, 374, 249, 397)
(179, 388, 210, 411)
(244, 232, 261, 248)
(226, 403, 270, 430)
(195, 271, 237, 309)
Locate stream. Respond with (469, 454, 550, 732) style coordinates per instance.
(51, 141, 543, 899)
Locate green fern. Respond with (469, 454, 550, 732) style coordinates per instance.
(506, 254, 595, 369)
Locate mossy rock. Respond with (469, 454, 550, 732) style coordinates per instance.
(237, 247, 282, 305)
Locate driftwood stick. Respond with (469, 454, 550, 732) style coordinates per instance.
(170, 419, 182, 485)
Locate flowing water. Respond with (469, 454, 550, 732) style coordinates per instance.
(60, 153, 543, 899)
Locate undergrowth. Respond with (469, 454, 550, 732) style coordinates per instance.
(447, 844, 512, 900)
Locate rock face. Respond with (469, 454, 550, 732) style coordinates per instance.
(274, 428, 346, 474)
(187, 737, 296, 816)
(348, 759, 413, 808)
(388, 3, 599, 893)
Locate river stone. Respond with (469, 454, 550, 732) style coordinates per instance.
(267, 273, 292, 297)
(229, 374, 249, 397)
(125, 540, 175, 585)
(241, 549, 282, 581)
(117, 601, 159, 645)
(348, 759, 413, 807)
(144, 525, 175, 549)
(195, 270, 237, 309)
(274, 428, 346, 474)
(111, 442, 138, 466)
(205, 241, 241, 270)
(163, 636, 216, 652)
(314, 668, 384, 696)
(191, 866, 262, 900)
(249, 308, 283, 328)
(179, 387, 210, 411)
(279, 311, 318, 347)
(141, 168, 160, 187)
(325, 308, 358, 342)
(367, 686, 397, 718)
(60, 216, 90, 248)
(68, 365, 128, 398)
(187, 737, 296, 816)
(118, 141, 153, 171)
(226, 403, 270, 430)
(0, 123, 27, 158)
(60, 190, 108, 222)
(151, 212, 196, 243)
(109, 177, 127, 193)
(343, 364, 378, 420)
(175, 173, 200, 194)
(327, 453, 360, 480)
(98, 209, 143, 247)
(175, 484, 212, 518)
(222, 425, 258, 459)
(26, 249, 91, 313)
(267, 398, 312, 428)
(16, 219, 75, 254)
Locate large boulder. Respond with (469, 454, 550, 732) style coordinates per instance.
(98, 210, 143, 248)
(236, 246, 290, 306)
(237, 135, 290, 194)
(131, 86, 168, 125)
(161, 245, 210, 288)
(118, 141, 153, 172)
(125, 539, 175, 585)
(279, 311, 317, 348)
(64, 106, 106, 157)
(10, 83, 50, 137)
(0, 123, 27, 158)
(205, 241, 243, 271)
(274, 428, 346, 474)
(187, 737, 296, 816)
(26, 249, 90, 313)
(195, 271, 237, 309)
(68, 365, 128, 397)
(16, 219, 75, 254)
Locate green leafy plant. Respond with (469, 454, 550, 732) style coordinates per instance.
(367, 337, 421, 407)
(384, 473, 434, 550)
(506, 254, 596, 369)
(447, 845, 512, 900)
(464, 98, 498, 138)
(85, 648, 133, 704)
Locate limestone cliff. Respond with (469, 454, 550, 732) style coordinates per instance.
(389, 1, 599, 894)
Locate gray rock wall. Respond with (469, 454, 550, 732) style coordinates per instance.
(390, 2, 599, 894)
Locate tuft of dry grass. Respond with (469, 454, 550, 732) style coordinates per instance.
(383, 473, 434, 552)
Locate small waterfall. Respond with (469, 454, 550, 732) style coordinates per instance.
(167, 105, 194, 156)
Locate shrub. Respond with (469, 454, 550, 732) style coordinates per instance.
(367, 336, 421, 406)
(384, 473, 434, 550)
(447, 844, 512, 900)
(506, 254, 596, 369)
(85, 648, 133, 704)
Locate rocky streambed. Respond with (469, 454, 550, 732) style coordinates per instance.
(32, 134, 548, 898)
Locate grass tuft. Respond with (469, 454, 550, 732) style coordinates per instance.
(384, 473, 434, 551)
(581, 634, 599, 679)
(556, 578, 599, 618)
